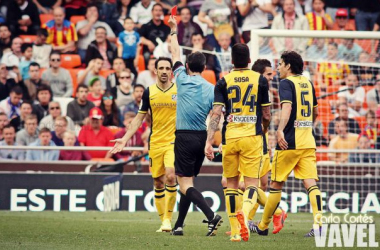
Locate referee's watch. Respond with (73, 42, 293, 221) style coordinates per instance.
(170, 31, 177, 36)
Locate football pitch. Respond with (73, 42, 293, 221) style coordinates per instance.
(0, 211, 379, 250)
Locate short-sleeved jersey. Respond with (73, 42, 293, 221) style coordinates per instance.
(138, 83, 177, 149)
(214, 69, 271, 143)
(277, 75, 318, 150)
(43, 20, 78, 46)
(173, 61, 214, 131)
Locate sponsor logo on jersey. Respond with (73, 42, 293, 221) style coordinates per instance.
(227, 115, 257, 124)
(172, 94, 177, 101)
(294, 121, 313, 128)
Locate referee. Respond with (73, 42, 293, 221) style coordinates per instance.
(167, 15, 222, 236)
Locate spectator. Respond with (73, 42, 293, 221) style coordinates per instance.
(185, 32, 216, 70)
(295, 0, 312, 16)
(328, 119, 359, 163)
(33, 0, 61, 14)
(324, 0, 352, 22)
(139, 4, 170, 63)
(328, 103, 361, 139)
(215, 32, 233, 74)
(32, 28, 52, 68)
(114, 111, 145, 160)
(354, 0, 380, 31)
(122, 84, 145, 115)
(129, 0, 155, 29)
(237, 0, 273, 43)
(6, 0, 40, 36)
(19, 43, 33, 80)
(66, 84, 95, 126)
(271, 0, 309, 55)
(0, 112, 8, 140)
(24, 62, 48, 101)
(351, 52, 380, 86)
(43, 7, 77, 54)
(268, 0, 283, 27)
(0, 24, 13, 58)
(41, 52, 73, 97)
(63, 0, 89, 20)
(85, 26, 117, 69)
(0, 63, 17, 101)
(106, 57, 127, 92)
(337, 39, 363, 62)
(100, 91, 121, 127)
(306, 38, 327, 60)
(39, 101, 75, 132)
(366, 74, 380, 112)
(332, 8, 355, 31)
(372, 13, 380, 62)
(26, 127, 59, 161)
(10, 100, 32, 132)
(112, 70, 133, 108)
(102, 0, 133, 35)
(136, 57, 156, 88)
(51, 116, 77, 146)
(32, 84, 53, 122)
(306, 0, 333, 32)
(1, 37, 23, 68)
(87, 77, 103, 107)
(76, 3, 116, 62)
(155, 0, 186, 13)
(16, 114, 38, 146)
(349, 134, 377, 163)
(0, 125, 24, 160)
(338, 74, 365, 117)
(59, 130, 91, 160)
(317, 42, 350, 88)
(362, 110, 378, 148)
(117, 17, 140, 77)
(177, 7, 203, 47)
(78, 56, 106, 89)
(0, 86, 23, 119)
(78, 107, 114, 158)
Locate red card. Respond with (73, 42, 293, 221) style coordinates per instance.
(171, 5, 178, 16)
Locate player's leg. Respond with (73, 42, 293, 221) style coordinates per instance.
(172, 176, 193, 235)
(296, 149, 322, 237)
(221, 176, 227, 197)
(163, 146, 177, 228)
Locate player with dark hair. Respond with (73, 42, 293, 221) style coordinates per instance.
(110, 56, 178, 233)
(167, 15, 222, 237)
(251, 51, 323, 238)
(205, 43, 271, 242)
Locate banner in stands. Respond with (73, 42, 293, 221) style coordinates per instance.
(0, 173, 379, 213)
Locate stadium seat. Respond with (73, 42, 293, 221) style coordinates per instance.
(108, 126, 122, 135)
(60, 54, 82, 69)
(137, 55, 145, 72)
(92, 158, 115, 162)
(316, 146, 329, 161)
(20, 35, 37, 43)
(70, 15, 85, 25)
(39, 68, 46, 77)
(163, 15, 181, 26)
(53, 97, 74, 116)
(201, 70, 216, 85)
(99, 69, 115, 78)
(68, 69, 81, 96)
(40, 14, 53, 26)
(354, 116, 366, 131)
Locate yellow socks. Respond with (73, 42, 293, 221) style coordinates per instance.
(237, 189, 244, 211)
(308, 185, 323, 224)
(258, 188, 282, 230)
(241, 186, 258, 219)
(154, 187, 166, 222)
(163, 184, 178, 221)
(226, 188, 240, 235)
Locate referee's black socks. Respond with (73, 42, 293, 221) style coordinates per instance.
(186, 187, 214, 221)
(174, 192, 191, 229)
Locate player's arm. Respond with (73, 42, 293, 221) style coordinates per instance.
(311, 80, 319, 123)
(259, 76, 271, 133)
(168, 15, 181, 64)
(277, 80, 293, 150)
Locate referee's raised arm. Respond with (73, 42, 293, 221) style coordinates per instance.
(167, 15, 181, 64)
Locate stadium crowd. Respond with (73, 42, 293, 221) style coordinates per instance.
(0, 0, 379, 164)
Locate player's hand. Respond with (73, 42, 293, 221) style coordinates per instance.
(277, 130, 288, 150)
(204, 142, 215, 160)
(218, 143, 223, 154)
(109, 138, 127, 155)
(168, 15, 177, 30)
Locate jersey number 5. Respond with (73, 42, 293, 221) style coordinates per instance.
(301, 91, 311, 117)
(227, 85, 256, 113)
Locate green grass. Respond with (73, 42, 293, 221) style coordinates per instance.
(0, 211, 379, 250)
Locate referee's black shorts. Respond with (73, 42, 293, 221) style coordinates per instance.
(174, 130, 207, 177)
